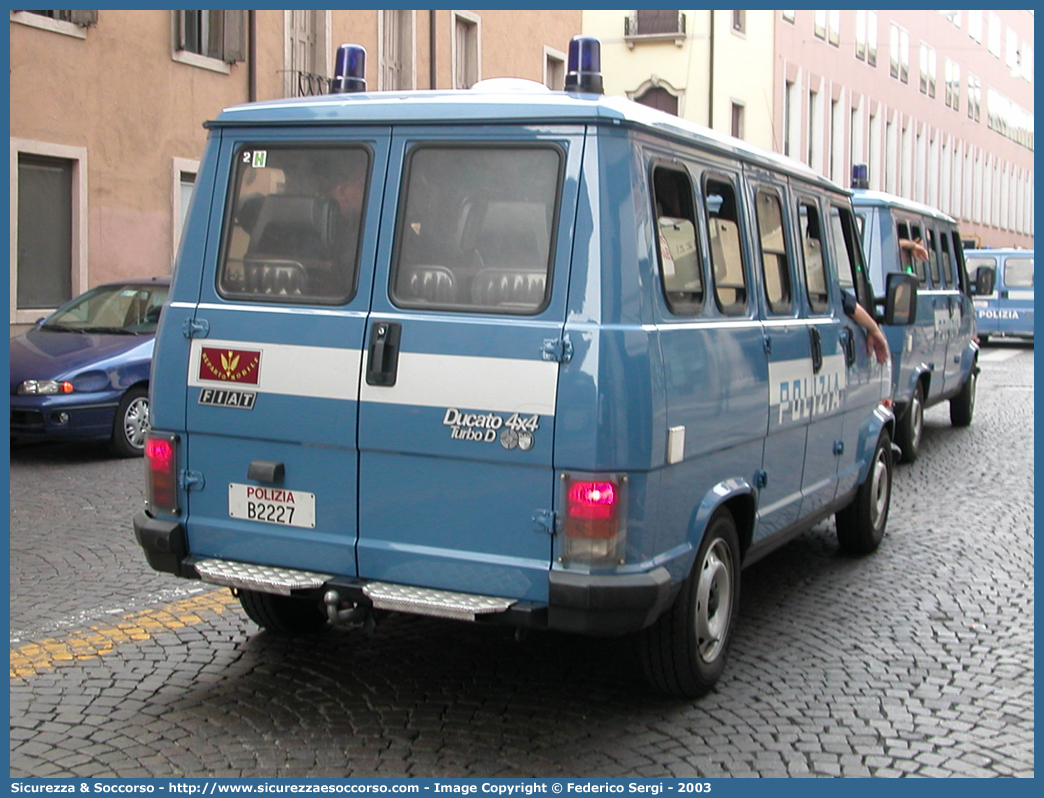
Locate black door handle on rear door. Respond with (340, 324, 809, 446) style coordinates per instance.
(366, 321, 402, 386)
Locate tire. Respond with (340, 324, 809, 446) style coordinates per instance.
(894, 383, 924, 463)
(109, 386, 150, 457)
(978, 334, 989, 346)
(835, 430, 892, 555)
(639, 508, 741, 698)
(237, 589, 328, 635)
(950, 367, 977, 427)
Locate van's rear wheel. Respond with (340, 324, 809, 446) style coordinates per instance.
(237, 589, 328, 634)
(835, 430, 892, 554)
(639, 508, 740, 698)
(950, 368, 977, 427)
(894, 383, 924, 463)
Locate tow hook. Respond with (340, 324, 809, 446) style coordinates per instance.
(324, 589, 375, 633)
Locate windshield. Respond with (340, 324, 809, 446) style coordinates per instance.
(42, 283, 168, 334)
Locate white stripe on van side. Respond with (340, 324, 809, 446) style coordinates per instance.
(1007, 290, 1034, 300)
(188, 339, 361, 401)
(187, 339, 558, 414)
(359, 352, 558, 416)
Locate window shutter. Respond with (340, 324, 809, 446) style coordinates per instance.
(222, 9, 246, 63)
(69, 10, 97, 27)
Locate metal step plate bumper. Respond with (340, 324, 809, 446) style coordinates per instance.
(193, 558, 516, 621)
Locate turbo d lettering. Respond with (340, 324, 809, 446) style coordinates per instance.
(442, 408, 540, 449)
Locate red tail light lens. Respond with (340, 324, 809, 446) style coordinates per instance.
(145, 433, 179, 514)
(562, 474, 627, 563)
(567, 481, 619, 527)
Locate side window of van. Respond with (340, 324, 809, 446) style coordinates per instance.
(219, 146, 370, 305)
(831, 204, 873, 311)
(652, 166, 703, 314)
(951, 233, 970, 291)
(896, 220, 926, 284)
(392, 145, 561, 315)
(705, 177, 748, 315)
(798, 201, 829, 314)
(754, 188, 792, 314)
(938, 231, 954, 288)
(1006, 256, 1034, 287)
(925, 227, 942, 286)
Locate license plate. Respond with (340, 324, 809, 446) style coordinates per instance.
(228, 483, 316, 529)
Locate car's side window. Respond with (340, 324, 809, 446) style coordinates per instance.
(897, 220, 926, 284)
(925, 226, 942, 286)
(938, 229, 954, 288)
(705, 176, 748, 315)
(797, 200, 830, 315)
(830, 204, 873, 312)
(754, 188, 792, 315)
(651, 165, 703, 314)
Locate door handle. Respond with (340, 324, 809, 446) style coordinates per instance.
(840, 327, 856, 367)
(366, 321, 402, 386)
(809, 326, 823, 374)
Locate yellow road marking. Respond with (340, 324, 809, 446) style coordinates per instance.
(10, 590, 239, 681)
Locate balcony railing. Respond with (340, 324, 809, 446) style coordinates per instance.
(624, 10, 686, 48)
(283, 70, 334, 98)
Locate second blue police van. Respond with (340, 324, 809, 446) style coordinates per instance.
(135, 38, 915, 697)
(851, 179, 984, 463)
(964, 248, 1034, 344)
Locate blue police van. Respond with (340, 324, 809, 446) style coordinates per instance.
(850, 179, 983, 463)
(135, 38, 915, 697)
(964, 248, 1034, 344)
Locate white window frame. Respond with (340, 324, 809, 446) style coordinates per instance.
(543, 45, 566, 91)
(172, 11, 232, 74)
(10, 139, 89, 325)
(378, 9, 417, 91)
(451, 10, 481, 89)
(9, 10, 87, 39)
(172, 157, 200, 269)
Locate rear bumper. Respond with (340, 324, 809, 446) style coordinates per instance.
(134, 511, 678, 636)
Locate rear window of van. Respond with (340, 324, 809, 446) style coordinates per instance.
(391, 145, 563, 315)
(218, 145, 370, 305)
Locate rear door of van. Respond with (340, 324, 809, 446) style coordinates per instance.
(355, 127, 583, 604)
(179, 127, 391, 577)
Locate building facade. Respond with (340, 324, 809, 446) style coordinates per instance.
(9, 10, 582, 334)
(584, 9, 1033, 251)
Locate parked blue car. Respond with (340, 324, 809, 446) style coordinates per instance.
(10, 276, 170, 456)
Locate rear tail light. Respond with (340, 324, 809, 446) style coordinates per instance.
(562, 473, 627, 564)
(145, 433, 179, 514)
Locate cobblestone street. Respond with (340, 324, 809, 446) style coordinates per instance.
(9, 344, 1034, 779)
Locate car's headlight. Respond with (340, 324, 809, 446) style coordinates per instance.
(17, 380, 74, 395)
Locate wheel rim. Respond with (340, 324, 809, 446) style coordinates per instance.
(695, 539, 733, 663)
(123, 396, 150, 451)
(910, 393, 924, 450)
(967, 371, 977, 413)
(869, 446, 890, 530)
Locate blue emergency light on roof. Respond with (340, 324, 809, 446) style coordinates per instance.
(852, 162, 869, 190)
(564, 36, 603, 95)
(332, 44, 366, 94)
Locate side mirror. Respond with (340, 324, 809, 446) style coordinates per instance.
(973, 266, 996, 296)
(882, 272, 918, 326)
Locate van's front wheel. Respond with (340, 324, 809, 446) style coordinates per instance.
(639, 509, 740, 698)
(237, 589, 328, 634)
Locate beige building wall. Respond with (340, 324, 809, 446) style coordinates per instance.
(582, 10, 775, 150)
(9, 9, 581, 334)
